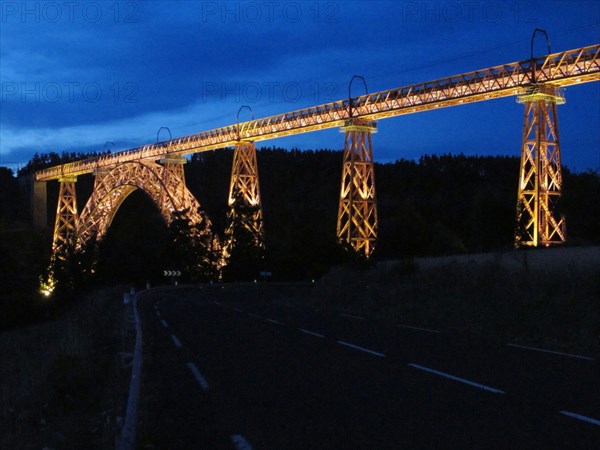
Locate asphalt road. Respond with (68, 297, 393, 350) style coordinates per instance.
(136, 284, 599, 449)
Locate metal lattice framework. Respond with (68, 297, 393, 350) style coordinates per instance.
(337, 120, 378, 257)
(515, 85, 566, 247)
(52, 177, 78, 255)
(35, 45, 600, 183)
(223, 141, 265, 259)
(77, 159, 214, 249)
(36, 43, 600, 263)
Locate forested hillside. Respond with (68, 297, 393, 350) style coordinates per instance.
(189, 148, 599, 274)
(2, 148, 599, 310)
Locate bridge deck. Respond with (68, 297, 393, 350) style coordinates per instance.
(35, 44, 600, 182)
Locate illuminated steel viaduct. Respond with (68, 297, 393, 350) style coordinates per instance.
(33, 44, 600, 269)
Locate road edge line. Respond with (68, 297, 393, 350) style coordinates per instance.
(118, 290, 145, 450)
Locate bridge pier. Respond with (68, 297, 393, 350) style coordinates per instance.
(224, 141, 264, 258)
(515, 84, 566, 247)
(160, 155, 188, 218)
(52, 176, 78, 257)
(337, 119, 378, 258)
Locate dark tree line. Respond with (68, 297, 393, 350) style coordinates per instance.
(187, 148, 600, 278)
(1, 149, 599, 323)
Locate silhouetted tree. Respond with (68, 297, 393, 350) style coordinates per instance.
(162, 209, 219, 282)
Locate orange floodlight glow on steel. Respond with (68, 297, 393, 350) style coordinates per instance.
(34, 43, 599, 264)
(35, 44, 600, 183)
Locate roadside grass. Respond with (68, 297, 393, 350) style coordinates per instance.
(0, 287, 132, 449)
(313, 249, 600, 356)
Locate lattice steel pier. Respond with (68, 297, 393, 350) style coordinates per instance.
(515, 84, 566, 247)
(224, 141, 265, 259)
(337, 119, 378, 257)
(52, 176, 78, 257)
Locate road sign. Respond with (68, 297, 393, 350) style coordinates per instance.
(163, 270, 182, 277)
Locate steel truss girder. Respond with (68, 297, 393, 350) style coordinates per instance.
(515, 86, 566, 247)
(224, 141, 265, 258)
(35, 44, 600, 182)
(337, 120, 378, 258)
(52, 177, 78, 257)
(77, 159, 215, 251)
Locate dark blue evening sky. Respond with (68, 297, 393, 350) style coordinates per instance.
(1, 0, 599, 172)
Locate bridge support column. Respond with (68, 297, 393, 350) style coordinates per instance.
(52, 176, 78, 258)
(224, 141, 265, 257)
(337, 119, 378, 258)
(515, 84, 566, 247)
(161, 155, 188, 217)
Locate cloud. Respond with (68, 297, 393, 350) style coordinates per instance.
(1, 0, 598, 172)
(1, 100, 209, 158)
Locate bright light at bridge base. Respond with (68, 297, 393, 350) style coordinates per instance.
(39, 273, 56, 298)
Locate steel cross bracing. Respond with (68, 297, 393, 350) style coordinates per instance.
(52, 177, 78, 255)
(223, 141, 265, 260)
(77, 159, 215, 252)
(515, 85, 566, 247)
(337, 120, 378, 256)
(35, 44, 600, 182)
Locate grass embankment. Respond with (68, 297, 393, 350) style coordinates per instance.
(313, 248, 600, 356)
(0, 287, 132, 449)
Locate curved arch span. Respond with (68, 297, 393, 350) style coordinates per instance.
(77, 160, 214, 249)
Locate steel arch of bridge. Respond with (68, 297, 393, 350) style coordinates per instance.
(76, 159, 214, 250)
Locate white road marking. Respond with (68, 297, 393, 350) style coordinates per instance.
(213, 301, 222, 306)
(233, 307, 243, 313)
(299, 328, 325, 338)
(248, 313, 262, 319)
(231, 434, 253, 450)
(408, 363, 505, 394)
(155, 311, 161, 318)
(560, 410, 600, 426)
(336, 340, 386, 357)
(160, 319, 168, 328)
(508, 343, 594, 361)
(266, 318, 283, 325)
(341, 313, 365, 320)
(398, 324, 441, 334)
(186, 362, 209, 391)
(171, 334, 182, 348)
